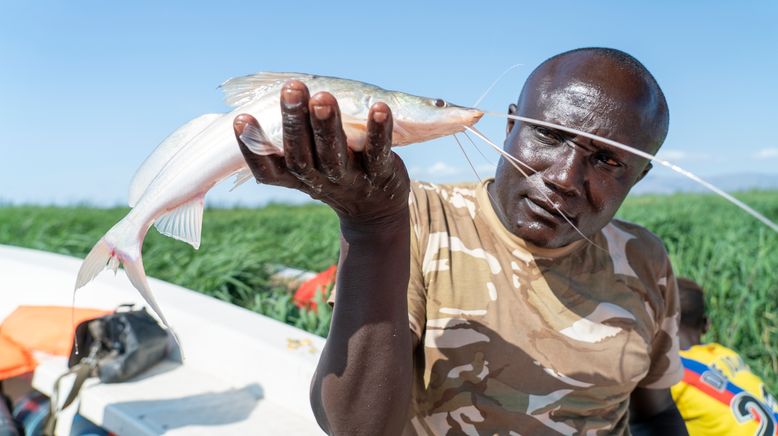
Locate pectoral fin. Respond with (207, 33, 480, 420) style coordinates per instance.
(342, 114, 368, 152)
(230, 168, 254, 192)
(154, 196, 205, 249)
(239, 123, 282, 156)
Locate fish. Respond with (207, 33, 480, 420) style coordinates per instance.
(74, 72, 484, 334)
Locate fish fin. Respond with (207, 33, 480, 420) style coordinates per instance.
(219, 72, 316, 108)
(122, 250, 181, 353)
(75, 238, 114, 290)
(76, 217, 145, 290)
(341, 114, 368, 152)
(129, 113, 223, 207)
(75, 220, 180, 352)
(239, 122, 282, 156)
(230, 168, 254, 192)
(154, 196, 205, 249)
(122, 253, 171, 329)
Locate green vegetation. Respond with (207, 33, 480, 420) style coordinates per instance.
(0, 204, 340, 337)
(617, 191, 777, 393)
(0, 191, 775, 392)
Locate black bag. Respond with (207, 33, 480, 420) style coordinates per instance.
(68, 304, 169, 382)
(43, 305, 170, 435)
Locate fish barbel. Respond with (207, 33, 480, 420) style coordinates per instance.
(75, 72, 484, 334)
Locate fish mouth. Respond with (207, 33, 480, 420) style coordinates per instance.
(469, 110, 484, 125)
(450, 103, 483, 126)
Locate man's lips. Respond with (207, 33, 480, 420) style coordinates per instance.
(524, 196, 577, 224)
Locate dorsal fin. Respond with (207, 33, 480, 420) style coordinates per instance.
(129, 114, 222, 207)
(219, 72, 316, 108)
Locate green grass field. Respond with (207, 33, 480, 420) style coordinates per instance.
(0, 191, 775, 392)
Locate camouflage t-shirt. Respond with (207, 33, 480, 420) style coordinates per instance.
(404, 179, 683, 435)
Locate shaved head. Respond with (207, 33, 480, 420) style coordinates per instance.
(492, 48, 671, 247)
(517, 47, 669, 153)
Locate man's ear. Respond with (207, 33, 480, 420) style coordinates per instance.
(506, 103, 518, 136)
(634, 162, 653, 184)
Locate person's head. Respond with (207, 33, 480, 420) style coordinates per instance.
(678, 277, 708, 333)
(489, 48, 669, 248)
(677, 277, 708, 348)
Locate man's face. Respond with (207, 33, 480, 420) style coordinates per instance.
(489, 59, 663, 249)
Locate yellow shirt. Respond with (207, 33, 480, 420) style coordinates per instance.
(672, 343, 778, 435)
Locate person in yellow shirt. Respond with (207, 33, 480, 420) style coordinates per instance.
(672, 277, 777, 435)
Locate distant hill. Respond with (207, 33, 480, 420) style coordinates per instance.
(630, 172, 778, 195)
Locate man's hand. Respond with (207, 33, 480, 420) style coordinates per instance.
(233, 79, 409, 226)
(234, 80, 414, 435)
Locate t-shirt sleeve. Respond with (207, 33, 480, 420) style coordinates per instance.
(407, 185, 428, 343)
(638, 257, 684, 389)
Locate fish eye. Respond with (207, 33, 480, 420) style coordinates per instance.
(434, 99, 447, 108)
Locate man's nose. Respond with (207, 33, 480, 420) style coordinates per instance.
(542, 144, 585, 197)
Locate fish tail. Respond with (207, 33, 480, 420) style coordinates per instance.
(121, 245, 170, 328)
(75, 217, 142, 293)
(75, 237, 115, 290)
(75, 219, 181, 351)
(73, 236, 115, 355)
(122, 248, 184, 357)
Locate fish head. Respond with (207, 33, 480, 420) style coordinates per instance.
(388, 95, 484, 146)
(320, 77, 483, 150)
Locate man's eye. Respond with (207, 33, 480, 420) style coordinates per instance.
(533, 126, 562, 143)
(596, 154, 622, 167)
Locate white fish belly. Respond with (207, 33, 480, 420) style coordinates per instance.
(130, 114, 253, 227)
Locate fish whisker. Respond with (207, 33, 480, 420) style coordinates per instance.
(463, 130, 496, 167)
(453, 133, 484, 183)
(473, 63, 524, 108)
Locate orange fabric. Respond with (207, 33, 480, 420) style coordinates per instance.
(0, 335, 35, 380)
(293, 265, 337, 310)
(0, 305, 110, 357)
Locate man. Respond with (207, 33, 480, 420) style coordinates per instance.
(233, 48, 687, 435)
(672, 277, 777, 435)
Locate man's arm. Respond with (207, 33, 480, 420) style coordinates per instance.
(234, 81, 413, 435)
(629, 387, 688, 436)
(309, 211, 413, 435)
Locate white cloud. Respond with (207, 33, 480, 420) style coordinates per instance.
(476, 163, 497, 173)
(409, 161, 473, 182)
(409, 161, 498, 183)
(417, 161, 461, 177)
(655, 149, 711, 162)
(427, 161, 461, 176)
(754, 148, 778, 159)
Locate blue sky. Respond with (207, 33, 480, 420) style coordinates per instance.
(1, 1, 776, 206)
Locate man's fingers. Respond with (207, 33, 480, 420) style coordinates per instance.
(310, 92, 350, 183)
(233, 114, 303, 190)
(363, 102, 394, 180)
(281, 80, 324, 190)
